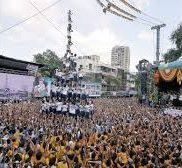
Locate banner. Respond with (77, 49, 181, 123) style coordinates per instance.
(81, 82, 102, 97)
(33, 77, 54, 97)
(0, 73, 35, 100)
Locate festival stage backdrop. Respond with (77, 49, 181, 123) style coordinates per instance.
(33, 77, 54, 97)
(154, 69, 182, 93)
(0, 73, 35, 100)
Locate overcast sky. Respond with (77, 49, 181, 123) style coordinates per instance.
(0, 0, 181, 72)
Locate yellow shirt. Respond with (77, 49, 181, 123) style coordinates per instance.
(50, 136, 57, 147)
(60, 146, 66, 156)
(22, 153, 29, 162)
(117, 152, 128, 164)
(57, 161, 68, 168)
(14, 130, 20, 139)
(139, 166, 148, 168)
(164, 159, 170, 166)
(7, 150, 13, 157)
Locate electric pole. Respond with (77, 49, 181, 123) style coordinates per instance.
(151, 24, 166, 65)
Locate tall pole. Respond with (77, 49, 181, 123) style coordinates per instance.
(151, 24, 166, 106)
(151, 24, 166, 65)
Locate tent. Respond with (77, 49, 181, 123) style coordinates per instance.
(159, 58, 182, 70)
(154, 59, 182, 92)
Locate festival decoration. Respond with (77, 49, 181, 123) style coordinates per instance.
(177, 70, 182, 85)
(159, 69, 177, 82)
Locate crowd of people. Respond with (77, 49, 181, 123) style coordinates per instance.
(0, 97, 182, 167)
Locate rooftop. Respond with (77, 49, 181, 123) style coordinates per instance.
(0, 55, 43, 73)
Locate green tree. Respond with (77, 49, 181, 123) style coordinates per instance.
(171, 23, 182, 51)
(105, 76, 122, 91)
(164, 23, 182, 62)
(34, 49, 63, 76)
(163, 48, 181, 62)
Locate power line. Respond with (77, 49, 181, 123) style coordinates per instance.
(102, 0, 164, 26)
(118, 0, 141, 13)
(137, 17, 156, 26)
(30, 0, 66, 38)
(107, 0, 158, 25)
(142, 12, 164, 24)
(99, 0, 156, 26)
(134, 19, 153, 27)
(29, 0, 85, 56)
(124, 0, 164, 24)
(0, 0, 63, 34)
(105, 0, 137, 18)
(108, 8, 133, 21)
(96, 0, 105, 8)
(97, 0, 134, 21)
(104, 0, 154, 27)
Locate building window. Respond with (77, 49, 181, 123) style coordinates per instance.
(89, 64, 92, 70)
(79, 65, 83, 69)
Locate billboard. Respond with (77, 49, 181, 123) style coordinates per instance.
(33, 77, 54, 97)
(81, 82, 102, 97)
(0, 73, 35, 100)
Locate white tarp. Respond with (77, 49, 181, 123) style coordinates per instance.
(164, 108, 182, 117)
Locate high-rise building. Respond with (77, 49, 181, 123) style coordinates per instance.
(111, 46, 130, 72)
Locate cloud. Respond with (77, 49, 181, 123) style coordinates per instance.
(0, 0, 124, 63)
(134, 0, 150, 10)
(0, 0, 159, 73)
(1, 0, 34, 18)
(72, 28, 123, 63)
(138, 30, 153, 42)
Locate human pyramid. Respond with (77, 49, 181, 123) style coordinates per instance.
(0, 97, 182, 167)
(41, 82, 94, 119)
(40, 69, 94, 119)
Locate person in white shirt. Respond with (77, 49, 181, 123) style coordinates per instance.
(62, 102, 68, 115)
(69, 103, 76, 117)
(62, 86, 68, 101)
(79, 104, 84, 118)
(56, 101, 62, 114)
(41, 103, 47, 113)
(69, 73, 74, 81)
(78, 73, 83, 80)
(42, 101, 50, 114)
(85, 103, 90, 119)
(89, 101, 94, 115)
